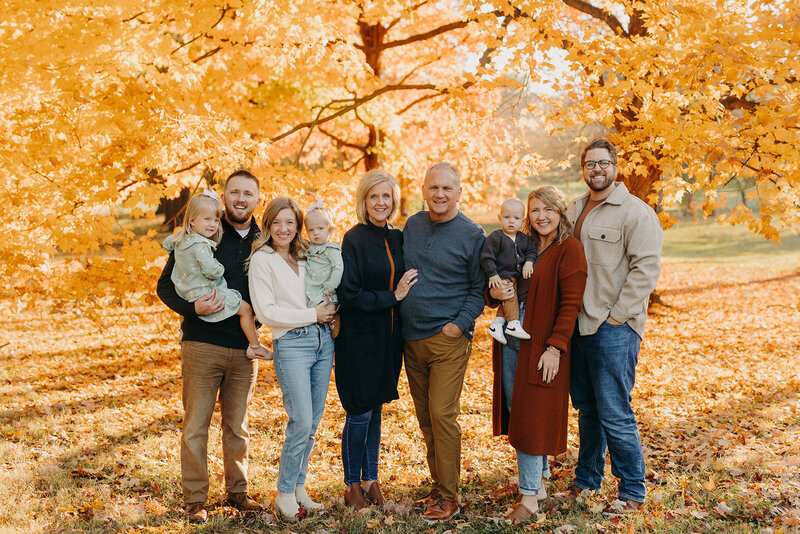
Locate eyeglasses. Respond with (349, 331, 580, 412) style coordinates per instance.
(583, 160, 614, 169)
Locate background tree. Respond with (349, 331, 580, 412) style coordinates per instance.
(498, 0, 799, 237)
(0, 0, 797, 314)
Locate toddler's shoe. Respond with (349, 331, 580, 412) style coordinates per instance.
(488, 318, 507, 344)
(505, 320, 530, 340)
(246, 344, 273, 361)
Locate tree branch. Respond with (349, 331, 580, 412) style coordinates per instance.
(397, 91, 447, 115)
(172, 161, 201, 175)
(172, 7, 230, 55)
(318, 127, 366, 150)
(122, 11, 145, 23)
(192, 46, 222, 63)
(386, 0, 431, 31)
(376, 20, 470, 51)
(561, 0, 626, 36)
(343, 155, 365, 172)
(294, 103, 333, 165)
(270, 83, 436, 143)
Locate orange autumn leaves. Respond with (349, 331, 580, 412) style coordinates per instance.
(1, 257, 799, 532)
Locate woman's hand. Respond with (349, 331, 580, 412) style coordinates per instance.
(537, 346, 561, 384)
(316, 302, 336, 323)
(488, 279, 514, 301)
(394, 269, 418, 301)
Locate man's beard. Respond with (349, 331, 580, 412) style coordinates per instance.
(587, 173, 614, 192)
(225, 205, 252, 224)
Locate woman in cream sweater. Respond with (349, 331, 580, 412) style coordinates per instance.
(248, 197, 337, 522)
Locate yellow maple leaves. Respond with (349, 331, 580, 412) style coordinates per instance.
(0, 0, 797, 311)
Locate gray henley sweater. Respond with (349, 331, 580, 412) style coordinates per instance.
(399, 211, 486, 341)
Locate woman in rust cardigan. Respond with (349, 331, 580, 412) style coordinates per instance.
(492, 185, 587, 523)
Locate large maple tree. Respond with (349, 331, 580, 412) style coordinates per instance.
(1, 0, 796, 310)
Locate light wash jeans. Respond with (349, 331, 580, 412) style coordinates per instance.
(273, 323, 334, 494)
(341, 406, 382, 485)
(570, 321, 646, 502)
(500, 301, 551, 495)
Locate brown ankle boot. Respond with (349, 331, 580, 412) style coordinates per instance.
(344, 483, 368, 509)
(365, 480, 386, 506)
(185, 502, 207, 523)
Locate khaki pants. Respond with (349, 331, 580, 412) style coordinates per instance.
(404, 332, 472, 502)
(495, 279, 519, 322)
(181, 341, 258, 505)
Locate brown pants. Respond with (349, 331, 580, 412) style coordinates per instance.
(181, 341, 258, 505)
(495, 279, 519, 322)
(404, 332, 472, 502)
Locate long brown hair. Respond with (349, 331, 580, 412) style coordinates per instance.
(248, 197, 308, 264)
(523, 185, 573, 248)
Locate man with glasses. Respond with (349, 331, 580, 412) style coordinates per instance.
(565, 138, 663, 513)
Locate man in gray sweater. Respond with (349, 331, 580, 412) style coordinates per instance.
(399, 162, 486, 521)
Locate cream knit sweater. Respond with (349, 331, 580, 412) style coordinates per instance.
(248, 246, 318, 340)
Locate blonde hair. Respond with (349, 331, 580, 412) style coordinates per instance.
(174, 193, 223, 244)
(523, 185, 573, 247)
(305, 203, 335, 241)
(355, 169, 400, 225)
(248, 197, 308, 263)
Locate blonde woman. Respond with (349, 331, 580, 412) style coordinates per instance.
(248, 198, 336, 522)
(335, 170, 417, 508)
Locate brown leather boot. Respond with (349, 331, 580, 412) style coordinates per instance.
(185, 502, 207, 523)
(414, 488, 440, 509)
(343, 483, 368, 509)
(364, 480, 386, 506)
(226, 492, 264, 511)
(423, 497, 459, 521)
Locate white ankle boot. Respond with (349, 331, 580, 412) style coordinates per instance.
(295, 485, 324, 511)
(274, 491, 300, 522)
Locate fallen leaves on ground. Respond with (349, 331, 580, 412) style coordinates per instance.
(0, 259, 798, 533)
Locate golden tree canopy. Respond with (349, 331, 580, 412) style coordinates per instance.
(1, 0, 797, 312)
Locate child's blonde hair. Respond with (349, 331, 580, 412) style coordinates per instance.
(174, 191, 224, 244)
(304, 195, 335, 240)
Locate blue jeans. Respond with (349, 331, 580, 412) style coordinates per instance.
(501, 301, 526, 407)
(273, 323, 334, 494)
(341, 406, 382, 485)
(517, 451, 550, 495)
(570, 321, 646, 502)
(501, 302, 551, 493)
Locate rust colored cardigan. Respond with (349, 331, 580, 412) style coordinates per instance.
(492, 235, 588, 456)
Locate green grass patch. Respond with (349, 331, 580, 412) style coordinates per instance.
(662, 220, 800, 262)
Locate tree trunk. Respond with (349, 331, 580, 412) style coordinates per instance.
(157, 187, 191, 229)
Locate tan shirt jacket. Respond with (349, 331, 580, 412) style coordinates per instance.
(567, 182, 663, 339)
